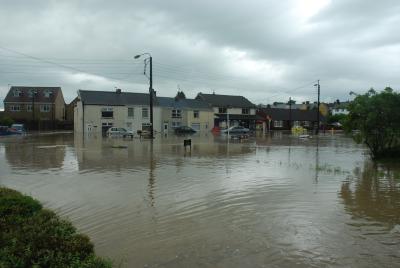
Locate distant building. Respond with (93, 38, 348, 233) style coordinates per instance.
(196, 92, 257, 129)
(157, 96, 214, 132)
(3, 86, 66, 129)
(74, 89, 162, 135)
(328, 100, 350, 115)
(257, 108, 326, 131)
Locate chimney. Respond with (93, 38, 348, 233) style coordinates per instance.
(116, 88, 122, 94)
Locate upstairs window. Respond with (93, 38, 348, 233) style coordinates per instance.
(101, 107, 113, 118)
(172, 109, 181, 118)
(44, 90, 52, 98)
(273, 120, 283, 128)
(128, 107, 134, 118)
(9, 105, 21, 112)
(13, 90, 22, 97)
(193, 110, 199, 118)
(242, 108, 249, 114)
(218, 107, 227, 113)
(142, 107, 149, 118)
(27, 104, 33, 112)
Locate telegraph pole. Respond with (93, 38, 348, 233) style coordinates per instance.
(315, 80, 320, 135)
(149, 56, 154, 139)
(289, 97, 292, 130)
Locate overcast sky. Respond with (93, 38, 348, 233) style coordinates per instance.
(0, 0, 399, 107)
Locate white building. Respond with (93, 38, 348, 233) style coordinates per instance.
(74, 89, 162, 134)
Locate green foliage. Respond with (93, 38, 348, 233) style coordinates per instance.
(0, 116, 14, 127)
(327, 113, 347, 124)
(344, 87, 400, 159)
(0, 187, 112, 268)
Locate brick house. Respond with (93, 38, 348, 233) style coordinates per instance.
(3, 86, 66, 129)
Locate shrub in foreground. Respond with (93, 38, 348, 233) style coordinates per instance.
(0, 187, 112, 268)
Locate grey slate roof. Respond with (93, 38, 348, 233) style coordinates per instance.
(78, 90, 151, 106)
(4, 86, 62, 103)
(158, 97, 211, 110)
(196, 93, 255, 108)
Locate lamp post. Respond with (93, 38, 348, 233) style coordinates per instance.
(314, 80, 320, 135)
(134, 53, 154, 139)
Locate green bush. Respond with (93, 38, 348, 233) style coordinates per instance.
(0, 116, 14, 127)
(0, 187, 112, 268)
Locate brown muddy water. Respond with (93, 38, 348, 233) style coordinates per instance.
(0, 132, 400, 267)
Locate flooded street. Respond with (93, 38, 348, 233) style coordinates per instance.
(1, 133, 399, 267)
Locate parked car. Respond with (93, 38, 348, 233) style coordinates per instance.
(221, 126, 250, 134)
(9, 124, 26, 134)
(0, 126, 13, 136)
(174, 126, 196, 134)
(106, 127, 134, 138)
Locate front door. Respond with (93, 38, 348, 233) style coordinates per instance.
(163, 122, 169, 133)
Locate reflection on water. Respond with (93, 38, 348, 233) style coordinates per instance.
(1, 133, 400, 267)
(341, 161, 400, 226)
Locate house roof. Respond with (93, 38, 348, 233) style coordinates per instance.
(196, 93, 255, 108)
(78, 90, 151, 106)
(258, 108, 326, 122)
(4, 86, 62, 103)
(157, 97, 211, 110)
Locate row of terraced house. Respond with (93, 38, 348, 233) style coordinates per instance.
(3, 86, 328, 133)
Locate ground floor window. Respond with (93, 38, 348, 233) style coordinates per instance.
(142, 123, 151, 131)
(126, 122, 133, 130)
(293, 121, 300, 127)
(40, 104, 51, 112)
(191, 123, 200, 131)
(27, 104, 33, 112)
(274, 120, 283, 127)
(172, 121, 181, 128)
(303, 121, 310, 127)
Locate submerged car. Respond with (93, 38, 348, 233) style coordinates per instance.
(106, 127, 134, 138)
(221, 126, 250, 134)
(9, 124, 26, 134)
(174, 126, 196, 134)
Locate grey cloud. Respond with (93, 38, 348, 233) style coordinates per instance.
(0, 0, 399, 107)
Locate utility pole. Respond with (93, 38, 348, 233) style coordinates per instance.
(289, 97, 292, 130)
(315, 80, 321, 135)
(149, 56, 154, 139)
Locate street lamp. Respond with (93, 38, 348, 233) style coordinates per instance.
(134, 53, 154, 139)
(314, 80, 320, 135)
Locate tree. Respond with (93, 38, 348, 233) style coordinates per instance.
(344, 87, 400, 159)
(0, 116, 14, 127)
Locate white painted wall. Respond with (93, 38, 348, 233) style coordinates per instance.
(74, 102, 162, 134)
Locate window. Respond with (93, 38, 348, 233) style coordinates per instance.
(40, 104, 51, 112)
(13, 90, 22, 97)
(128, 107, 134, 118)
(101, 107, 113, 118)
(242, 108, 249, 114)
(142, 107, 149, 118)
(274, 120, 283, 127)
(193, 110, 199, 118)
(218, 107, 227, 113)
(44, 90, 52, 98)
(303, 121, 310, 127)
(172, 121, 181, 128)
(142, 123, 151, 131)
(293, 121, 300, 127)
(9, 105, 21, 112)
(172, 109, 181, 118)
(27, 104, 33, 112)
(126, 122, 133, 130)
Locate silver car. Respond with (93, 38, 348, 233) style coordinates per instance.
(221, 126, 250, 134)
(106, 127, 134, 138)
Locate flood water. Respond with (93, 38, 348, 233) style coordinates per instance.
(1, 132, 400, 267)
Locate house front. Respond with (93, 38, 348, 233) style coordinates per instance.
(74, 89, 162, 135)
(158, 97, 214, 132)
(257, 108, 325, 131)
(195, 92, 256, 129)
(3, 86, 65, 129)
